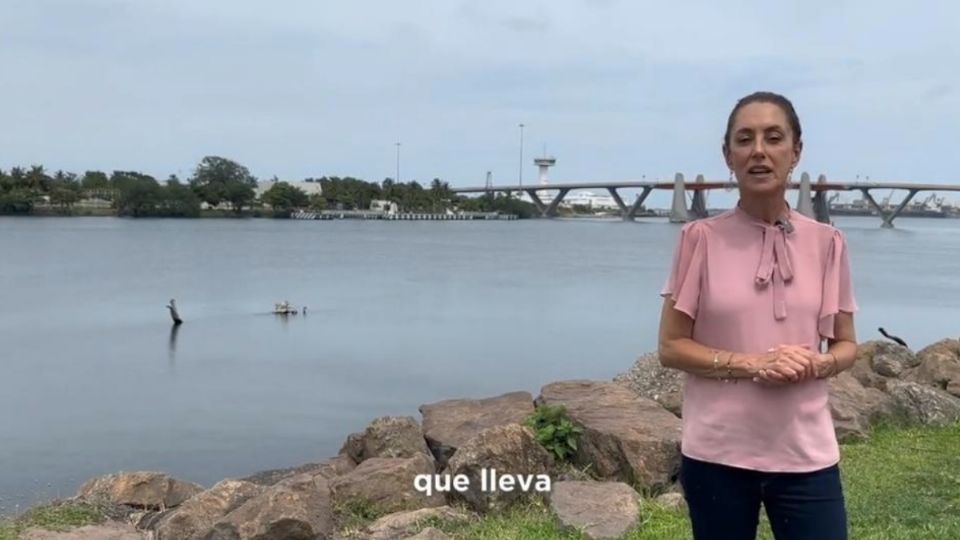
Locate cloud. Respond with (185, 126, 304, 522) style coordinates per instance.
(0, 0, 957, 191)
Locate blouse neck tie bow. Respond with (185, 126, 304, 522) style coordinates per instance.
(754, 223, 794, 320)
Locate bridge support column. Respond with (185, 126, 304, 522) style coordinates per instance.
(607, 187, 629, 219)
(524, 189, 547, 216)
(544, 188, 571, 217)
(884, 189, 919, 228)
(690, 174, 708, 219)
(859, 188, 919, 228)
(812, 174, 832, 224)
(796, 172, 815, 219)
(670, 173, 690, 223)
(608, 186, 653, 221)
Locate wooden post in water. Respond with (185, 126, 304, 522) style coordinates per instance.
(167, 298, 183, 325)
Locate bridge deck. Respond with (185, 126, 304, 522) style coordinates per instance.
(451, 181, 960, 193)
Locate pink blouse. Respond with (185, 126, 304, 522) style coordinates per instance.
(661, 204, 857, 472)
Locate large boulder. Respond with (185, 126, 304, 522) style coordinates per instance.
(363, 506, 472, 540)
(536, 380, 682, 491)
(905, 338, 960, 397)
(329, 454, 444, 515)
(850, 341, 914, 390)
(419, 391, 534, 468)
(887, 381, 960, 426)
(237, 456, 356, 487)
(828, 373, 896, 442)
(612, 352, 684, 417)
(204, 474, 334, 540)
(872, 342, 920, 377)
(444, 424, 553, 514)
(548, 481, 641, 540)
(150, 480, 264, 540)
(77, 472, 204, 510)
(339, 416, 434, 465)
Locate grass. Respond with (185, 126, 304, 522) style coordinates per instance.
(0, 500, 107, 540)
(3, 423, 957, 539)
(418, 423, 960, 539)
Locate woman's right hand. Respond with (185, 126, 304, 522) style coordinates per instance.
(751, 345, 819, 385)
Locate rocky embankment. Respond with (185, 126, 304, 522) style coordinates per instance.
(19, 338, 960, 540)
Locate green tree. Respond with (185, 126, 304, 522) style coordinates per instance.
(0, 189, 39, 214)
(114, 172, 162, 216)
(189, 156, 257, 211)
(262, 181, 309, 216)
(159, 178, 201, 217)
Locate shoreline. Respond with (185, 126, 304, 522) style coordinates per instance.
(3, 336, 958, 538)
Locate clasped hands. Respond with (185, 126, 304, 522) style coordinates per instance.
(750, 345, 834, 386)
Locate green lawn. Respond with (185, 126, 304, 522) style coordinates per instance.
(424, 423, 960, 539)
(2, 423, 957, 539)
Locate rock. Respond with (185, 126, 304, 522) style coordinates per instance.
(238, 456, 356, 487)
(351, 416, 434, 463)
(364, 506, 472, 540)
(868, 341, 919, 379)
(150, 480, 264, 539)
(612, 352, 684, 416)
(21, 523, 143, 540)
(548, 481, 641, 540)
(828, 373, 895, 442)
(330, 454, 444, 515)
(536, 380, 682, 491)
(906, 338, 960, 397)
(887, 381, 960, 426)
(204, 473, 334, 540)
(401, 528, 452, 540)
(444, 424, 553, 514)
(419, 391, 534, 468)
(653, 492, 686, 512)
(339, 432, 365, 464)
(850, 341, 899, 390)
(77, 472, 204, 510)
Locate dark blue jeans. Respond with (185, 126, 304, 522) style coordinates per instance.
(679, 455, 848, 540)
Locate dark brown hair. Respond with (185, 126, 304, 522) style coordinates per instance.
(724, 91, 802, 149)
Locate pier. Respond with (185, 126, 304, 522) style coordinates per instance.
(451, 174, 960, 228)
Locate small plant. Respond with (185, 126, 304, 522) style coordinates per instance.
(524, 404, 583, 461)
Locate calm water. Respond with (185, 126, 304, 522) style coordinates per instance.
(1, 215, 958, 513)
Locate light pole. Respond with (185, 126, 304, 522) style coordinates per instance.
(518, 123, 525, 188)
(395, 141, 401, 183)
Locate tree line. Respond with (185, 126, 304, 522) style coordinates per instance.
(0, 156, 537, 218)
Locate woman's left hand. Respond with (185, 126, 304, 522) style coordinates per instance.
(753, 345, 819, 385)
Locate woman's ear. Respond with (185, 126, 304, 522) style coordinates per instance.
(722, 143, 733, 170)
(792, 140, 803, 168)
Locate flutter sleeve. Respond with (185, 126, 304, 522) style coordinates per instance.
(660, 221, 707, 319)
(819, 228, 858, 339)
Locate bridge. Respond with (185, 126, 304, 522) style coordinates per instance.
(450, 173, 960, 228)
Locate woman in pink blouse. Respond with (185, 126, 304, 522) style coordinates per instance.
(658, 91, 858, 540)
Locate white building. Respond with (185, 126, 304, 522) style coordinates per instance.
(370, 199, 399, 214)
(561, 190, 620, 210)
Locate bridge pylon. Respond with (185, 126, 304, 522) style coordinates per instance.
(813, 174, 832, 224)
(796, 172, 815, 219)
(690, 174, 708, 219)
(669, 173, 691, 223)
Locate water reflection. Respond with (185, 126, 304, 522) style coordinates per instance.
(168, 323, 180, 367)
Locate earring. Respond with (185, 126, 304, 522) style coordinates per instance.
(729, 169, 733, 182)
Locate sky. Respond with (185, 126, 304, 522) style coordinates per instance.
(1, 0, 958, 206)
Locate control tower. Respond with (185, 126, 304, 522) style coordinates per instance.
(533, 156, 557, 200)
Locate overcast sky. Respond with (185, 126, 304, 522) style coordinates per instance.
(2, 0, 958, 204)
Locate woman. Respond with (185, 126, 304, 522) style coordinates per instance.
(657, 91, 858, 540)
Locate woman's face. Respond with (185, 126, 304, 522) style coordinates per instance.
(724, 102, 801, 196)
